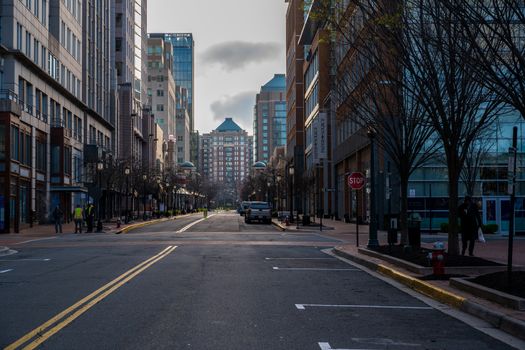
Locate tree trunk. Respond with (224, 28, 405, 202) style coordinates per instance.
(448, 168, 460, 255)
(399, 176, 409, 245)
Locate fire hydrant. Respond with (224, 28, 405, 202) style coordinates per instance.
(116, 218, 121, 229)
(428, 242, 446, 276)
(284, 215, 290, 226)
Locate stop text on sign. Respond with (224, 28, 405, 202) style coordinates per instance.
(348, 172, 365, 190)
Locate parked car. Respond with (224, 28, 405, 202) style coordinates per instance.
(238, 201, 251, 216)
(245, 202, 272, 224)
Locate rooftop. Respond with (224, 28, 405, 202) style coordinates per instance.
(216, 118, 243, 132)
(261, 74, 286, 92)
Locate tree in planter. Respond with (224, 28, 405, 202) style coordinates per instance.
(307, 0, 440, 244)
(398, 0, 504, 254)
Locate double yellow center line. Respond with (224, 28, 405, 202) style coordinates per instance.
(5, 246, 177, 350)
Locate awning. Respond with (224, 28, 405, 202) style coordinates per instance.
(50, 186, 88, 193)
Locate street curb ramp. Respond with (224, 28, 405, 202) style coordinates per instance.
(333, 247, 525, 341)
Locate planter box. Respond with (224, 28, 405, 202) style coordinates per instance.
(358, 248, 515, 276)
(451, 277, 525, 311)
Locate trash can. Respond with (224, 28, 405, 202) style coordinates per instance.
(407, 213, 422, 248)
(387, 217, 398, 245)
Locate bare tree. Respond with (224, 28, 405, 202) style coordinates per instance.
(461, 137, 494, 197)
(309, 0, 440, 243)
(451, 1, 525, 120)
(310, 0, 504, 254)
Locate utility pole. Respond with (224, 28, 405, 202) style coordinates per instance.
(507, 126, 518, 287)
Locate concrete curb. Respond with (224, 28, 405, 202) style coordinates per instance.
(116, 218, 172, 234)
(271, 220, 286, 231)
(333, 247, 525, 341)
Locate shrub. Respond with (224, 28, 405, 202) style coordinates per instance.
(482, 224, 498, 234)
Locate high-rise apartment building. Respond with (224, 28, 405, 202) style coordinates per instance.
(149, 33, 197, 165)
(299, 4, 334, 217)
(175, 85, 191, 164)
(199, 118, 253, 202)
(253, 74, 286, 163)
(285, 0, 305, 215)
(0, 0, 114, 232)
(115, 0, 147, 162)
(146, 37, 176, 140)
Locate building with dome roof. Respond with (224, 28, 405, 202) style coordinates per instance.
(199, 118, 253, 202)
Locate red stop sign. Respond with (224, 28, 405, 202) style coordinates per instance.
(348, 172, 365, 190)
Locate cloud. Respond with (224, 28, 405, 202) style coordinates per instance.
(210, 91, 257, 129)
(201, 41, 282, 72)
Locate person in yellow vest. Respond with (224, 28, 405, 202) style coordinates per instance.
(73, 205, 84, 233)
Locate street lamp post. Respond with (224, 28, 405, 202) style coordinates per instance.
(367, 128, 379, 247)
(96, 162, 104, 232)
(276, 175, 282, 212)
(142, 174, 147, 220)
(289, 166, 295, 223)
(124, 166, 130, 224)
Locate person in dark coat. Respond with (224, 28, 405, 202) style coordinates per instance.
(458, 196, 483, 256)
(52, 205, 63, 234)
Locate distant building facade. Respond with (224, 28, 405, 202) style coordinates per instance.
(199, 118, 253, 202)
(253, 74, 286, 163)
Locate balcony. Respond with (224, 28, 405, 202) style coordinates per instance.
(0, 89, 22, 116)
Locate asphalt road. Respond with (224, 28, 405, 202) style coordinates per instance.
(0, 211, 521, 349)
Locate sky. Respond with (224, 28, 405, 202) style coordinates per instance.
(148, 0, 288, 135)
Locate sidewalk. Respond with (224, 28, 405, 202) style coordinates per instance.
(273, 217, 525, 266)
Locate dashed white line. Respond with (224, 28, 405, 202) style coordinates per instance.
(318, 343, 378, 350)
(265, 257, 335, 260)
(0, 258, 51, 262)
(0, 269, 13, 274)
(273, 267, 359, 271)
(14, 237, 58, 245)
(296, 304, 433, 310)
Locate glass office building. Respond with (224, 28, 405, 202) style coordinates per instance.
(407, 111, 525, 234)
(253, 74, 286, 163)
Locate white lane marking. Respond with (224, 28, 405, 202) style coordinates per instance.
(273, 267, 359, 271)
(0, 269, 13, 274)
(296, 304, 433, 310)
(319, 342, 379, 350)
(352, 338, 421, 347)
(14, 237, 58, 245)
(176, 214, 216, 233)
(265, 257, 335, 260)
(0, 258, 50, 262)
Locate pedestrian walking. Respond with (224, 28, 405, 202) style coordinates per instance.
(86, 204, 95, 233)
(458, 196, 483, 256)
(52, 205, 63, 233)
(73, 204, 84, 233)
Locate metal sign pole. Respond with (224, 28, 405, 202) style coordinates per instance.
(356, 189, 359, 247)
(507, 126, 518, 287)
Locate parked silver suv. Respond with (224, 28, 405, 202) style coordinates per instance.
(245, 202, 272, 224)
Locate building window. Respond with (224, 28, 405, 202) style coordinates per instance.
(25, 31, 31, 57)
(157, 104, 164, 111)
(11, 126, 20, 161)
(0, 125, 5, 161)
